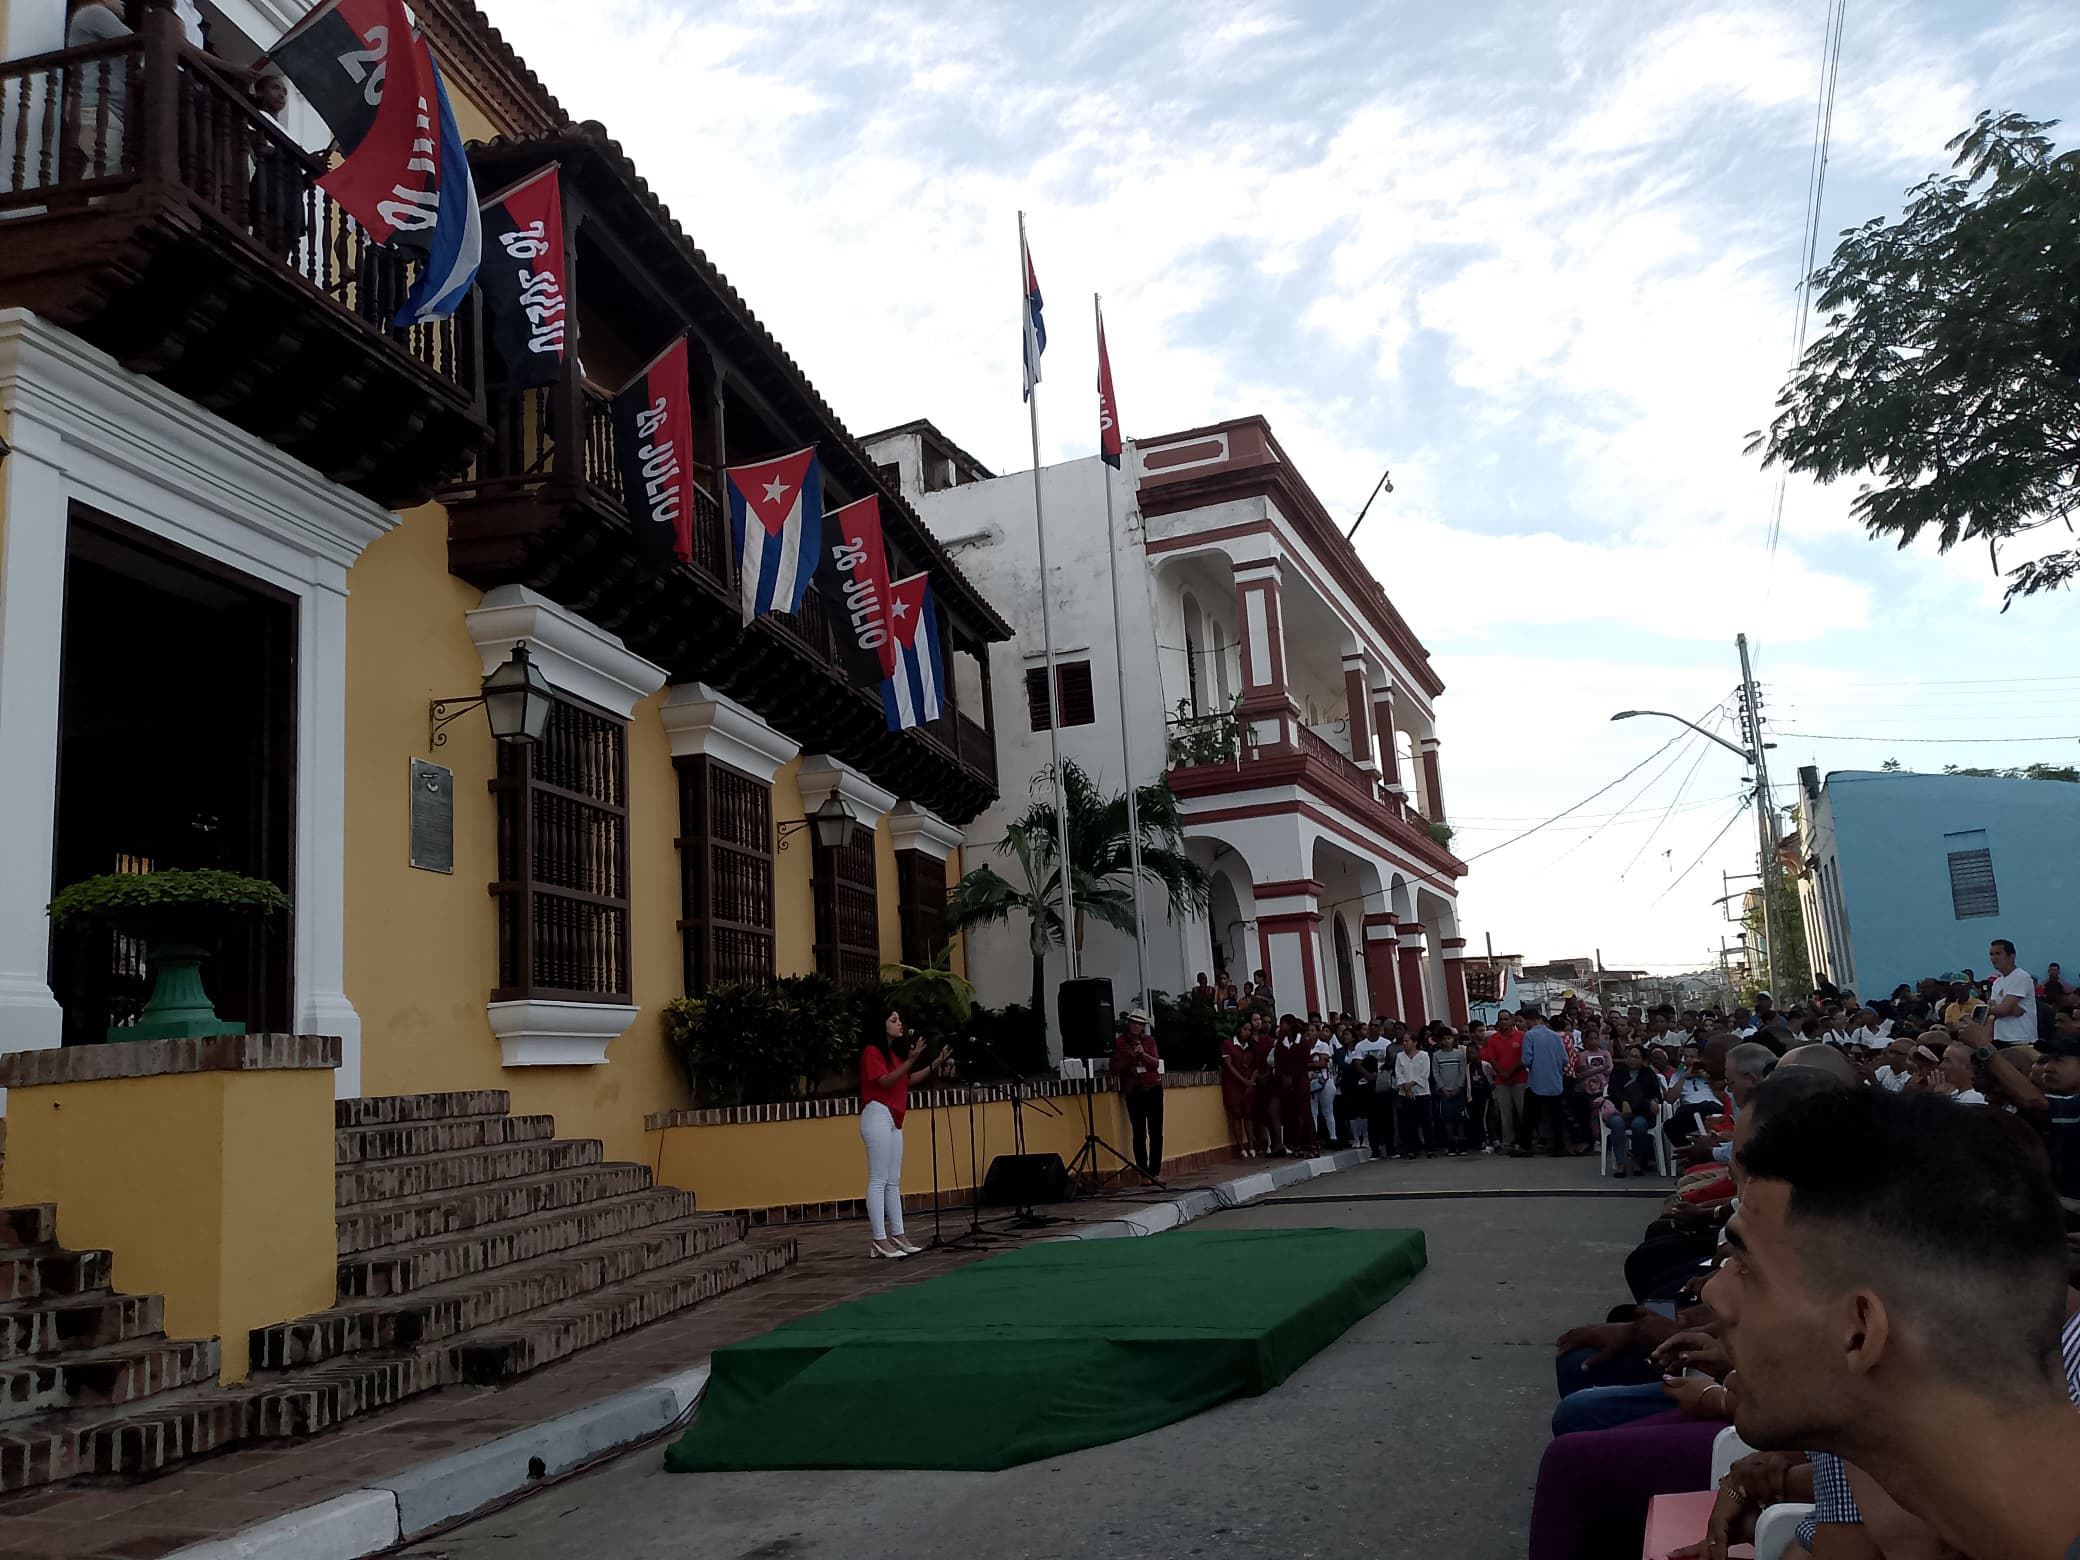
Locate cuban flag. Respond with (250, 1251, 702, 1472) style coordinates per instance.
(880, 572, 944, 731)
(1021, 217, 1046, 401)
(726, 448, 824, 620)
(393, 51, 481, 325)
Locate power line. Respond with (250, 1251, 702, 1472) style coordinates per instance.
(1451, 726, 1695, 866)
(1774, 729, 2080, 745)
(1528, 704, 1727, 870)
(1652, 802, 1756, 905)
(1619, 711, 1725, 880)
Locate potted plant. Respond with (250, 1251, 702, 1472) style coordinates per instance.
(47, 869, 291, 1042)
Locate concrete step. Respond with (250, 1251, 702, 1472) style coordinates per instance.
(334, 1161, 660, 1258)
(0, 1207, 57, 1254)
(334, 1091, 513, 1130)
(0, 1382, 249, 1492)
(336, 1187, 702, 1299)
(0, 1293, 163, 1361)
(0, 1336, 218, 1424)
(253, 1215, 748, 1371)
(334, 1136, 605, 1209)
(333, 1112, 557, 1166)
(0, 1246, 112, 1304)
(454, 1233, 798, 1384)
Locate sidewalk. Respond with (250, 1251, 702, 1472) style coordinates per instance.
(0, 1150, 1363, 1560)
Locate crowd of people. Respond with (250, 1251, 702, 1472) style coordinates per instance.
(1523, 937, 2080, 1559)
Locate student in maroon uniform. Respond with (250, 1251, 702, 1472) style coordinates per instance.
(1276, 1015, 1317, 1156)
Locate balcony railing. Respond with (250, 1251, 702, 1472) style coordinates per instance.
(1166, 708, 1247, 769)
(0, 33, 476, 403)
(471, 384, 728, 581)
(955, 711, 997, 788)
(1298, 724, 1376, 797)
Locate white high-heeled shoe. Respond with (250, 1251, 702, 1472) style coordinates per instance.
(892, 1236, 924, 1255)
(870, 1239, 909, 1259)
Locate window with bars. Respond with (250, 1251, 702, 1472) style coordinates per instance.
(675, 756, 776, 993)
(813, 824, 882, 990)
(894, 850, 948, 968)
(1025, 660, 1095, 731)
(491, 698, 630, 1002)
(1944, 830, 2000, 920)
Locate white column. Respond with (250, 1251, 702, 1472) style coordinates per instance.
(0, 411, 70, 1079)
(296, 581, 362, 1096)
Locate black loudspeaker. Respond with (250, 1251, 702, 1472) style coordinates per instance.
(981, 1152, 1070, 1207)
(1058, 976, 1116, 1058)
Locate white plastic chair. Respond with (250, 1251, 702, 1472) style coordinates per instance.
(1754, 1503, 1815, 1560)
(1601, 1107, 1671, 1177)
(1710, 1426, 1755, 1483)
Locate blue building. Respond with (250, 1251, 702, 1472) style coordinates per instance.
(1796, 768, 2080, 999)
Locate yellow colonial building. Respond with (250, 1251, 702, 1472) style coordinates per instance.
(0, 0, 1172, 1494)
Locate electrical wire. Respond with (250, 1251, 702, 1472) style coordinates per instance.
(1450, 726, 1695, 867)
(1651, 802, 1756, 905)
(1528, 700, 1730, 871)
(1773, 729, 2080, 744)
(1619, 710, 1726, 880)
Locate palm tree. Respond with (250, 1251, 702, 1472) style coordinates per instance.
(946, 761, 1211, 1016)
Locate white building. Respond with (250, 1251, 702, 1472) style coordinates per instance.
(863, 416, 1469, 1044)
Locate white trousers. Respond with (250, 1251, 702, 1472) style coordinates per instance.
(860, 1100, 906, 1240)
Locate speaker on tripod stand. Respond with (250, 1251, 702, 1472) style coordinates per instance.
(1057, 976, 1144, 1191)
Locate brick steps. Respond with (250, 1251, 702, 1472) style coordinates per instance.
(337, 1186, 701, 1299)
(255, 1214, 748, 1369)
(0, 1090, 804, 1493)
(334, 1135, 604, 1208)
(334, 1112, 557, 1165)
(0, 1337, 218, 1424)
(334, 1161, 660, 1257)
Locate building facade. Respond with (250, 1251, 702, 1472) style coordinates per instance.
(1795, 767, 2080, 997)
(865, 417, 1468, 1043)
(0, 0, 1006, 1162)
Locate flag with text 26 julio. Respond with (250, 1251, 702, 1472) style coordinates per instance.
(727, 449, 824, 620)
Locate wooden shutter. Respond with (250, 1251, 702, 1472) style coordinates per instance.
(814, 824, 882, 989)
(675, 756, 776, 992)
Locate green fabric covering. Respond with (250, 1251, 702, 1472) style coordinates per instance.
(664, 1226, 1426, 1473)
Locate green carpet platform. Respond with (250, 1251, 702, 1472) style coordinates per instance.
(665, 1226, 1427, 1473)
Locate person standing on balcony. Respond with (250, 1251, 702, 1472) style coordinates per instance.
(1111, 1009, 1165, 1180)
(65, 1, 132, 179)
(858, 1011, 950, 1260)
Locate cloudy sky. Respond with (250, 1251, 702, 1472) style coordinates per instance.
(487, 0, 2080, 975)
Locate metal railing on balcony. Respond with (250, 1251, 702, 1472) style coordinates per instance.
(1166, 707, 1246, 769)
(955, 710, 997, 787)
(0, 32, 476, 401)
(1298, 724, 1379, 797)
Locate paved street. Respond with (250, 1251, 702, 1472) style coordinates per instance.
(403, 1156, 1660, 1560)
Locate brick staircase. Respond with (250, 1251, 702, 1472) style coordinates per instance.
(0, 1090, 796, 1493)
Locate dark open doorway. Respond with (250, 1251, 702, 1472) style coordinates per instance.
(49, 512, 298, 1046)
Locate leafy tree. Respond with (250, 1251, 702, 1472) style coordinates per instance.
(945, 761, 1211, 1016)
(1751, 112, 2080, 605)
(1744, 869, 1813, 1004)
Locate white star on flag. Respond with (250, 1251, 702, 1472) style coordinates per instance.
(889, 597, 910, 617)
(762, 478, 791, 504)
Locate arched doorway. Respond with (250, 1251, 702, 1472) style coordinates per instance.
(1332, 914, 1356, 1018)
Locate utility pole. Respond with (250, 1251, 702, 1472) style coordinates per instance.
(1736, 633, 1779, 1001)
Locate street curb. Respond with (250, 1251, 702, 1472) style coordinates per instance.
(166, 1153, 1366, 1560)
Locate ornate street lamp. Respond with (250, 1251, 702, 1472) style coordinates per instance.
(429, 644, 555, 748)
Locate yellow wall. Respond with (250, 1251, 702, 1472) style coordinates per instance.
(652, 1083, 1231, 1212)
(770, 757, 815, 975)
(2, 1070, 335, 1382)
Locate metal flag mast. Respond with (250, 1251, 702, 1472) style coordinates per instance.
(1095, 293, 1150, 1017)
(1020, 211, 1079, 986)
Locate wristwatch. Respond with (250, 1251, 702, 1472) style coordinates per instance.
(1973, 1045, 1996, 1065)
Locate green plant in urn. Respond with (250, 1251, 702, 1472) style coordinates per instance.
(47, 869, 291, 1043)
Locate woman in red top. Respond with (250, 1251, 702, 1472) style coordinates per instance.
(859, 1010, 950, 1260)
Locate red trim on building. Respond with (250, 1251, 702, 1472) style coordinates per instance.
(1169, 755, 1468, 881)
(1365, 937, 1400, 1022)
(1343, 659, 1373, 766)
(1254, 877, 1325, 902)
(1399, 942, 1428, 1027)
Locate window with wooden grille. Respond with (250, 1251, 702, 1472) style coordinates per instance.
(1944, 830, 2000, 920)
(895, 850, 948, 968)
(1025, 660, 1095, 731)
(675, 756, 776, 992)
(491, 698, 630, 1001)
(813, 824, 882, 990)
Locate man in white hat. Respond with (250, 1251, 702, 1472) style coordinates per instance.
(1111, 1009, 1164, 1180)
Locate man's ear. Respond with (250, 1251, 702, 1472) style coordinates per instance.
(1842, 1289, 1893, 1380)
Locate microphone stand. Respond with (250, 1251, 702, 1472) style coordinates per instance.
(924, 1039, 997, 1253)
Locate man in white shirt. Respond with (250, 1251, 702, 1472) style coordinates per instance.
(1988, 939, 2038, 1048)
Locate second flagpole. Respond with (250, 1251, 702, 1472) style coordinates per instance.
(1021, 212, 1080, 999)
(1095, 294, 1150, 1018)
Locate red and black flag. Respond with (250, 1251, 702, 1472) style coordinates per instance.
(1096, 297, 1123, 468)
(270, 0, 439, 244)
(612, 336, 695, 568)
(813, 494, 900, 691)
(478, 166, 566, 388)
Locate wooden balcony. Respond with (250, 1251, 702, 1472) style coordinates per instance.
(445, 384, 1001, 823)
(0, 24, 483, 508)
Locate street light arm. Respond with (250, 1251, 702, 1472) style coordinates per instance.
(1610, 709, 1753, 763)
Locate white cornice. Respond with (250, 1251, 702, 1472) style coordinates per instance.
(795, 754, 898, 827)
(886, 801, 963, 860)
(0, 309, 394, 583)
(486, 999, 635, 1068)
(658, 683, 801, 783)
(466, 585, 666, 718)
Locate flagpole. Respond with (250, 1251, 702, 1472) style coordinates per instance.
(1021, 211, 1080, 992)
(1096, 294, 1150, 1016)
